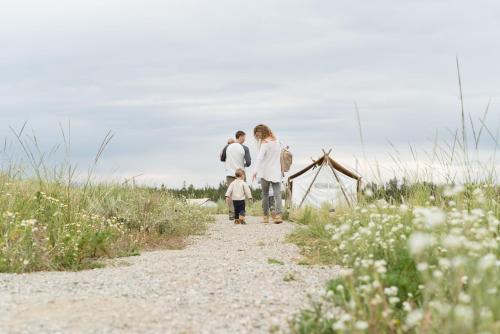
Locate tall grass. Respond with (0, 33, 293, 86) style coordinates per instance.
(0, 125, 213, 273)
(288, 62, 499, 333)
(288, 184, 499, 334)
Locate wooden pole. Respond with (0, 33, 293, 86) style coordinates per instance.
(356, 178, 362, 202)
(298, 155, 326, 208)
(327, 155, 353, 207)
(285, 179, 293, 209)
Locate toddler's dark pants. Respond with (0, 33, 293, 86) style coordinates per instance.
(233, 200, 246, 219)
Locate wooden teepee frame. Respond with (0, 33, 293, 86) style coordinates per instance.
(285, 149, 362, 208)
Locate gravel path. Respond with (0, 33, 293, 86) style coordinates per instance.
(0, 215, 342, 334)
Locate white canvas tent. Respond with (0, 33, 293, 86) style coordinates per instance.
(186, 198, 217, 208)
(286, 150, 362, 209)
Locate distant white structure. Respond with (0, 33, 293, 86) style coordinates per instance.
(286, 150, 362, 209)
(187, 198, 217, 208)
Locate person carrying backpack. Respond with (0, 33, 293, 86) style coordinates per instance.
(252, 124, 284, 224)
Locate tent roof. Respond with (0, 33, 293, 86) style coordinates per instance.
(288, 153, 361, 181)
(187, 198, 211, 206)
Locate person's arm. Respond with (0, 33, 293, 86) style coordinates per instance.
(225, 182, 233, 197)
(243, 145, 251, 167)
(220, 145, 228, 162)
(225, 183, 233, 204)
(252, 143, 267, 181)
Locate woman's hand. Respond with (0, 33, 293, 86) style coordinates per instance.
(252, 172, 257, 182)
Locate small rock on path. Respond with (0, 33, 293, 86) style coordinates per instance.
(0, 215, 342, 333)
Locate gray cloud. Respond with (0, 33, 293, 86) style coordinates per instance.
(1, 0, 499, 186)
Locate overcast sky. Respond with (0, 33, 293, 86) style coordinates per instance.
(1, 0, 499, 187)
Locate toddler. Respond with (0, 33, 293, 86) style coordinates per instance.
(225, 169, 253, 224)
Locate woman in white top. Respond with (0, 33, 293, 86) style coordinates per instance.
(252, 124, 283, 224)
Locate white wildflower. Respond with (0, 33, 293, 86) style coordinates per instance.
(480, 307, 493, 319)
(355, 321, 368, 330)
(324, 224, 334, 231)
(472, 188, 486, 204)
(408, 232, 435, 255)
(384, 286, 398, 296)
(382, 309, 392, 318)
(452, 256, 466, 268)
(399, 204, 409, 213)
(371, 294, 383, 305)
(417, 262, 429, 271)
(433, 270, 443, 279)
(374, 260, 387, 274)
(339, 313, 351, 322)
(332, 321, 346, 331)
(454, 305, 473, 324)
(442, 235, 462, 249)
(413, 207, 446, 228)
(458, 292, 471, 304)
(429, 301, 451, 315)
(438, 258, 451, 270)
(339, 224, 350, 233)
(478, 254, 496, 271)
(389, 297, 400, 305)
(443, 184, 465, 197)
(405, 309, 423, 327)
(376, 199, 388, 208)
(471, 208, 484, 218)
(25, 219, 37, 226)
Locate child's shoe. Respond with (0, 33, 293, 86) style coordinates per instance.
(239, 216, 247, 224)
(273, 215, 283, 224)
(234, 219, 240, 224)
(262, 215, 269, 224)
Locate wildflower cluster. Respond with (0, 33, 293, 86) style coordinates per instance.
(289, 184, 499, 333)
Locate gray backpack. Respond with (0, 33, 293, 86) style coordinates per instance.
(280, 145, 293, 174)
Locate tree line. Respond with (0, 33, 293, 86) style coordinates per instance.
(160, 181, 263, 201)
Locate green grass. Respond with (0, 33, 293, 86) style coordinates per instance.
(0, 126, 213, 273)
(0, 176, 213, 273)
(268, 257, 285, 265)
(288, 184, 499, 333)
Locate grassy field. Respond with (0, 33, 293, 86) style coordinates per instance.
(287, 183, 499, 333)
(0, 175, 213, 273)
(287, 90, 499, 333)
(0, 127, 213, 273)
